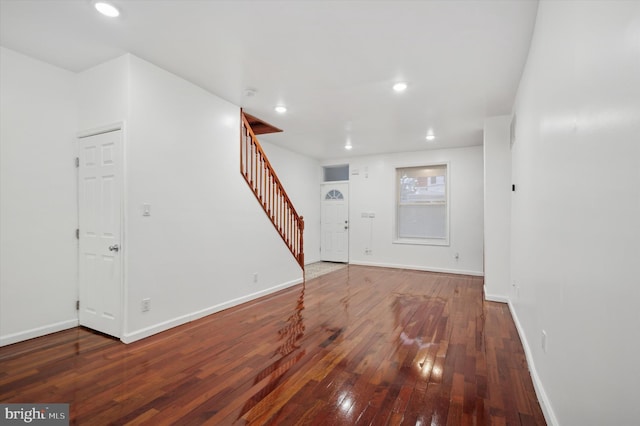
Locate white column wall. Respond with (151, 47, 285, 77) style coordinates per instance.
(0, 47, 78, 345)
(483, 116, 512, 301)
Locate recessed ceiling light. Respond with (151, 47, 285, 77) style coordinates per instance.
(393, 82, 408, 92)
(426, 132, 436, 141)
(274, 105, 287, 113)
(95, 2, 120, 18)
(345, 138, 353, 150)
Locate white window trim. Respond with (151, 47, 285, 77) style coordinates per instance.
(393, 161, 450, 246)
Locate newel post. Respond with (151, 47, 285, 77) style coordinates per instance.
(299, 216, 305, 268)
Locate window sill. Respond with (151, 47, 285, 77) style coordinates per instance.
(393, 238, 449, 247)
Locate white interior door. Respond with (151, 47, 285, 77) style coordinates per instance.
(78, 130, 122, 338)
(321, 182, 349, 262)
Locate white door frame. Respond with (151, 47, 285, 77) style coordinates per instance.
(77, 123, 125, 339)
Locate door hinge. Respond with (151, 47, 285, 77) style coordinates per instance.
(75, 228, 80, 239)
(75, 157, 79, 168)
(76, 300, 80, 310)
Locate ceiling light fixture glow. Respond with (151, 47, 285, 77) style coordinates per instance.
(94, 2, 120, 17)
(345, 138, 353, 150)
(426, 132, 436, 141)
(274, 105, 287, 113)
(393, 82, 408, 92)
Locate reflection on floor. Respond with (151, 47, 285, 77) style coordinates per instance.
(0, 265, 546, 425)
(304, 261, 347, 280)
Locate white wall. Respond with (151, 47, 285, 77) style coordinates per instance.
(261, 140, 322, 265)
(510, 2, 640, 425)
(0, 47, 78, 345)
(77, 55, 129, 132)
(483, 116, 512, 300)
(324, 146, 484, 275)
(122, 56, 302, 341)
(1, 51, 307, 345)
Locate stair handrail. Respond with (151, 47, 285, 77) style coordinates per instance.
(240, 110, 305, 270)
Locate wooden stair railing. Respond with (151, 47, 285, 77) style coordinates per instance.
(240, 110, 304, 270)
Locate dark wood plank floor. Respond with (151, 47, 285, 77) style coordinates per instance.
(0, 266, 546, 425)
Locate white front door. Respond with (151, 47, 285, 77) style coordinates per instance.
(78, 130, 123, 338)
(321, 182, 349, 263)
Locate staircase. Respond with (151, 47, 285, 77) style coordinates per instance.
(240, 110, 305, 270)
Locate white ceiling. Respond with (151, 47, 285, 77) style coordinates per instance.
(0, 0, 538, 160)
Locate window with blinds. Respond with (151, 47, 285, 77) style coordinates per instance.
(395, 164, 449, 245)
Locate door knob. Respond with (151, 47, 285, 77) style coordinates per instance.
(108, 244, 119, 252)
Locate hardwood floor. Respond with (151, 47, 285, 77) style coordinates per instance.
(0, 266, 546, 425)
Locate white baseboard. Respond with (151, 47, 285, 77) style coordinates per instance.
(507, 300, 559, 426)
(121, 277, 303, 344)
(0, 318, 79, 347)
(483, 286, 510, 303)
(349, 260, 484, 277)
